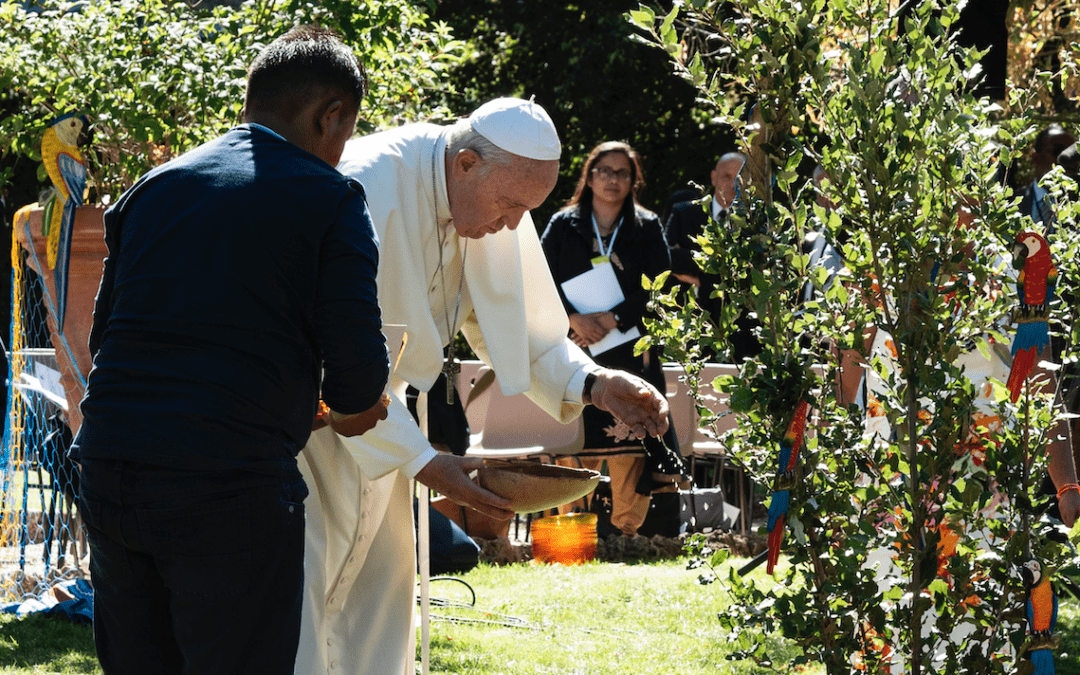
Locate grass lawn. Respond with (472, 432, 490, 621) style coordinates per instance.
(422, 558, 792, 675)
(422, 558, 1080, 675)
(0, 557, 1076, 673)
(0, 613, 98, 675)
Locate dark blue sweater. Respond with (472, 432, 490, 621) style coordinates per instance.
(70, 124, 388, 475)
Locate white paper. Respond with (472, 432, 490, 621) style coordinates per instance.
(560, 263, 640, 356)
(587, 326, 640, 356)
(560, 263, 624, 314)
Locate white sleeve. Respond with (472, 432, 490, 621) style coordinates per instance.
(339, 378, 437, 480)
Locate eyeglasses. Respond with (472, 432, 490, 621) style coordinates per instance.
(591, 166, 632, 182)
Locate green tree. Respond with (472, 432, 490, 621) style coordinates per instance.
(0, 0, 465, 203)
(634, 1, 1080, 673)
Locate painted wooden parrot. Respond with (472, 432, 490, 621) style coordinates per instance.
(41, 112, 87, 331)
(765, 398, 809, 575)
(1006, 230, 1056, 403)
(1022, 559, 1058, 674)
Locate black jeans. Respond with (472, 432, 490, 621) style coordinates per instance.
(78, 459, 307, 675)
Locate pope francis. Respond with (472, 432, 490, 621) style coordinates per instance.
(295, 97, 670, 674)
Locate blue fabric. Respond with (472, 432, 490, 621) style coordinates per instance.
(415, 501, 479, 575)
(0, 579, 94, 625)
(70, 125, 388, 475)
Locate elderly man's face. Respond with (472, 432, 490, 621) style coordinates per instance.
(711, 158, 744, 208)
(449, 153, 558, 239)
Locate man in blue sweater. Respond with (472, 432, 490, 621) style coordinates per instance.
(69, 26, 389, 675)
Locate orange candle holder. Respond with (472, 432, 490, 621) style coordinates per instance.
(530, 513, 597, 565)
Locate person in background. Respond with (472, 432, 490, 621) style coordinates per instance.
(70, 26, 390, 675)
(541, 140, 686, 537)
(664, 151, 761, 362)
(1019, 123, 1076, 227)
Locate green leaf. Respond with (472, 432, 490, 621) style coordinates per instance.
(626, 7, 655, 30)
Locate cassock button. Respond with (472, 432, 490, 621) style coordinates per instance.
(329, 596, 337, 605)
(330, 661, 338, 670)
(327, 638, 334, 647)
(360, 511, 367, 520)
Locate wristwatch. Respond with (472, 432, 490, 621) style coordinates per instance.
(583, 371, 598, 405)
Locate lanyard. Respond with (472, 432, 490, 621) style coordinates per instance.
(590, 212, 623, 262)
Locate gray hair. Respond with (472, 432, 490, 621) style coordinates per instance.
(716, 152, 747, 171)
(446, 118, 518, 174)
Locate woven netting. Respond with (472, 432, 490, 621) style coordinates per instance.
(1, 225, 86, 603)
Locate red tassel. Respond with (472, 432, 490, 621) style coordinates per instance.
(1007, 347, 1037, 402)
(766, 515, 785, 575)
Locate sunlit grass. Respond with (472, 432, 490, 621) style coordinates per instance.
(422, 558, 807, 675)
(0, 613, 99, 674)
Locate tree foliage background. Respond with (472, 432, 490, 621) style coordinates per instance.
(429, 0, 734, 229)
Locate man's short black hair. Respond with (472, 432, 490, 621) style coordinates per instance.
(246, 25, 366, 119)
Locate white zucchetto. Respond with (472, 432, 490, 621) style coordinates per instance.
(468, 96, 561, 161)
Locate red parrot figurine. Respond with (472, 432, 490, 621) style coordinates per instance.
(765, 399, 809, 575)
(1006, 231, 1057, 403)
(1022, 560, 1058, 674)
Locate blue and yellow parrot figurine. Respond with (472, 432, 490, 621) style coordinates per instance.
(765, 399, 809, 575)
(1006, 231, 1057, 403)
(41, 112, 87, 330)
(1022, 559, 1058, 674)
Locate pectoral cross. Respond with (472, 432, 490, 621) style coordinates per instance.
(442, 354, 461, 405)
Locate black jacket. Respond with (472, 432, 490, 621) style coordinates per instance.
(663, 197, 762, 362)
(541, 202, 671, 339)
(664, 196, 711, 278)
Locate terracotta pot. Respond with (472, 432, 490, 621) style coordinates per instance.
(13, 204, 108, 434)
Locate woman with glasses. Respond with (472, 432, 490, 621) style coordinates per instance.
(540, 140, 686, 538)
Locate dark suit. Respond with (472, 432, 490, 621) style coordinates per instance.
(665, 197, 710, 279)
(664, 197, 761, 362)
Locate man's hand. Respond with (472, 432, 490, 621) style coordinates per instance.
(587, 368, 669, 439)
(328, 394, 390, 437)
(415, 454, 515, 521)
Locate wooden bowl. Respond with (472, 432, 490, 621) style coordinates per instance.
(476, 460, 601, 514)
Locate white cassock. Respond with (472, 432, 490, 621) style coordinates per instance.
(295, 124, 595, 675)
